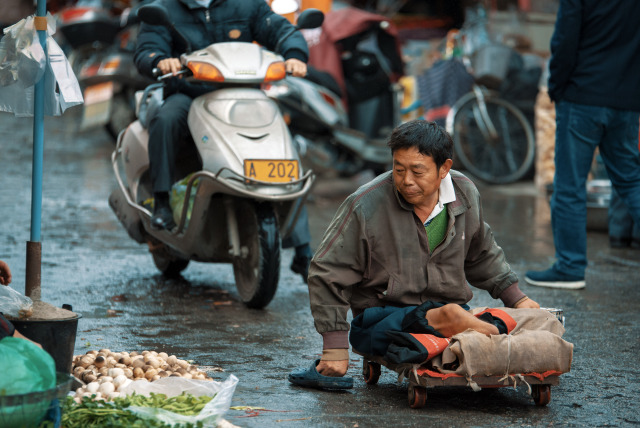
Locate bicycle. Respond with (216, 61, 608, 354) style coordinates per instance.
(444, 33, 536, 185)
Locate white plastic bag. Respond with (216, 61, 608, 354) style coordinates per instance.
(119, 375, 239, 427)
(43, 35, 83, 116)
(0, 13, 82, 116)
(0, 285, 34, 318)
(0, 15, 46, 88)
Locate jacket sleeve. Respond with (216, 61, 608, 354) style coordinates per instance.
(463, 191, 519, 298)
(307, 196, 369, 349)
(250, 0, 309, 62)
(548, 0, 582, 102)
(0, 313, 15, 340)
(134, 21, 175, 78)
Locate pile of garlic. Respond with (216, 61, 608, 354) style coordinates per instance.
(72, 349, 213, 402)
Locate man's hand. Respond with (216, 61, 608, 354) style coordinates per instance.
(285, 58, 307, 77)
(316, 359, 349, 377)
(157, 58, 182, 76)
(0, 260, 11, 285)
(515, 297, 540, 309)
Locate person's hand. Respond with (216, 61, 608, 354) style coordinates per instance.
(316, 359, 349, 377)
(157, 58, 182, 76)
(0, 260, 12, 285)
(515, 297, 540, 309)
(285, 58, 307, 77)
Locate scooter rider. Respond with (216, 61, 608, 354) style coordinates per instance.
(134, 0, 314, 280)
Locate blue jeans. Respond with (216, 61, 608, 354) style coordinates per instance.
(609, 188, 640, 242)
(552, 101, 640, 276)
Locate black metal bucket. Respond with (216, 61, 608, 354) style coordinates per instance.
(12, 310, 82, 374)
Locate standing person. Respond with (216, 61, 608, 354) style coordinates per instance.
(134, 0, 313, 280)
(525, 0, 640, 289)
(290, 120, 539, 386)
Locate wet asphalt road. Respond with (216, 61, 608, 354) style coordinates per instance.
(1, 109, 639, 427)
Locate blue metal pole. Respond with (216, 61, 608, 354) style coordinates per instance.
(30, 0, 47, 242)
(26, 0, 48, 300)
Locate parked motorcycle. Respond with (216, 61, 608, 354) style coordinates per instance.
(108, 4, 321, 308)
(56, 1, 151, 139)
(265, 7, 404, 177)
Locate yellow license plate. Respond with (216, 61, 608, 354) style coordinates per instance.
(244, 159, 299, 182)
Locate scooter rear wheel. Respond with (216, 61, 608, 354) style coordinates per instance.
(232, 201, 281, 309)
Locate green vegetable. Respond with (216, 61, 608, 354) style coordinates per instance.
(56, 391, 215, 428)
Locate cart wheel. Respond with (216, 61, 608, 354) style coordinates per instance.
(531, 384, 551, 406)
(408, 384, 427, 409)
(362, 361, 381, 385)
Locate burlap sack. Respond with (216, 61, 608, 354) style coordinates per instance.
(475, 307, 566, 337)
(430, 308, 573, 377)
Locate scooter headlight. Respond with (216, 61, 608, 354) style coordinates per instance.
(187, 61, 225, 82)
(206, 99, 278, 128)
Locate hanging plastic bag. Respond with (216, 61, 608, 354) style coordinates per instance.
(0, 13, 83, 117)
(119, 375, 239, 427)
(0, 285, 34, 319)
(0, 336, 57, 427)
(43, 33, 84, 116)
(0, 15, 46, 88)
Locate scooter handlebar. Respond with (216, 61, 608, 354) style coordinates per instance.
(152, 68, 190, 81)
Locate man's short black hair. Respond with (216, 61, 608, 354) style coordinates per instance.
(387, 120, 454, 169)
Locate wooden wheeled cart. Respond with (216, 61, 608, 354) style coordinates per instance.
(355, 351, 559, 409)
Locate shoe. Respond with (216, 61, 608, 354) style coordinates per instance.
(290, 255, 311, 283)
(288, 359, 353, 390)
(525, 265, 585, 289)
(609, 237, 631, 248)
(150, 205, 176, 231)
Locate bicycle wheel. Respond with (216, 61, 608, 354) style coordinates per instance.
(446, 91, 535, 184)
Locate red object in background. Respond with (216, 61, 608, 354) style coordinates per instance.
(518, 0, 532, 12)
(306, 6, 402, 98)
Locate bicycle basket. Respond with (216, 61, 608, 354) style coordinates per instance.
(471, 44, 513, 89)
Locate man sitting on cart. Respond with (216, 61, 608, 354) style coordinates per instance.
(293, 120, 539, 388)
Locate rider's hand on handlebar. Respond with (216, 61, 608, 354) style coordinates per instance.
(157, 58, 183, 76)
(285, 58, 307, 77)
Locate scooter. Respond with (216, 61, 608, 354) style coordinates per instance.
(57, 2, 151, 139)
(265, 7, 404, 177)
(108, 4, 320, 309)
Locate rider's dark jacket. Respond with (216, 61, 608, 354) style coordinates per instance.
(134, 0, 309, 96)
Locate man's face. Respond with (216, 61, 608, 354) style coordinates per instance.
(392, 147, 451, 208)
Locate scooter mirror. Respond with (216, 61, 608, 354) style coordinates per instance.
(137, 4, 171, 27)
(296, 8, 324, 30)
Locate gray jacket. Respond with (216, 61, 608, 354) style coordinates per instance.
(308, 170, 519, 348)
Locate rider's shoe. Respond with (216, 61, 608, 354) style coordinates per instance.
(150, 195, 176, 231)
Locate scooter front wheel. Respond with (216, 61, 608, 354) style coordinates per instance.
(232, 201, 281, 309)
(152, 247, 190, 278)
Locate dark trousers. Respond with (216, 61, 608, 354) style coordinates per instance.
(146, 92, 310, 247)
(148, 93, 193, 194)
